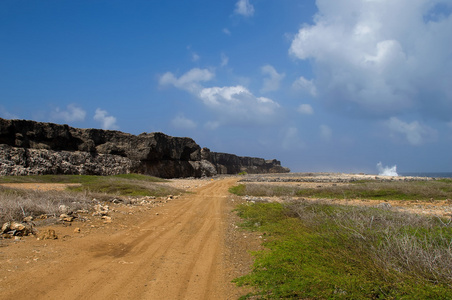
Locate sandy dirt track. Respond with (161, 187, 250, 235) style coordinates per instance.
(0, 178, 254, 300)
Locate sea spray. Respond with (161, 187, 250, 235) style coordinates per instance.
(377, 162, 398, 176)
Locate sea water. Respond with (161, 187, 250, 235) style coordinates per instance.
(399, 172, 452, 178)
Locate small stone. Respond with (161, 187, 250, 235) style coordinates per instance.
(10, 222, 26, 231)
(59, 204, 71, 214)
(1, 222, 11, 233)
(102, 216, 112, 223)
(60, 214, 74, 222)
(38, 229, 57, 240)
(74, 228, 81, 233)
(23, 216, 34, 223)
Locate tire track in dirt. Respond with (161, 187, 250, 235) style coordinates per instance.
(0, 178, 242, 300)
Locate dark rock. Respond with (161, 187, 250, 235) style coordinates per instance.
(0, 118, 290, 178)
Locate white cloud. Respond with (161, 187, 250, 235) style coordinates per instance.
(171, 115, 197, 130)
(260, 65, 285, 93)
(223, 28, 231, 35)
(220, 53, 229, 67)
(159, 68, 214, 93)
(51, 104, 86, 123)
(384, 117, 437, 146)
(94, 108, 119, 130)
(199, 85, 280, 125)
(320, 125, 332, 141)
(234, 0, 254, 17)
(297, 104, 314, 115)
(191, 52, 200, 62)
(289, 0, 452, 118)
(160, 67, 281, 126)
(0, 106, 19, 119)
(292, 76, 317, 96)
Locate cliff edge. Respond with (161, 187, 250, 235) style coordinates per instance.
(0, 118, 289, 178)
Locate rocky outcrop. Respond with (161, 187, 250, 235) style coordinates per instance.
(201, 148, 289, 174)
(0, 118, 289, 178)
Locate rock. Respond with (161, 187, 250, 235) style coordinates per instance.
(102, 216, 112, 223)
(74, 227, 81, 233)
(38, 229, 58, 240)
(1, 222, 10, 233)
(58, 205, 71, 214)
(2, 233, 11, 239)
(2, 222, 34, 236)
(59, 214, 74, 222)
(10, 222, 26, 231)
(0, 118, 289, 177)
(23, 216, 34, 223)
(93, 204, 109, 216)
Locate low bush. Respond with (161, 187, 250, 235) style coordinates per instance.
(234, 200, 452, 299)
(0, 186, 91, 224)
(0, 174, 180, 224)
(230, 180, 452, 201)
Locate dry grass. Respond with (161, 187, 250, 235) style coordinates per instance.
(0, 186, 91, 224)
(0, 174, 181, 224)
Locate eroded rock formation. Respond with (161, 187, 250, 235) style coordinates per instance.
(0, 118, 289, 178)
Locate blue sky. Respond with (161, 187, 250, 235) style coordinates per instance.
(1, 0, 451, 174)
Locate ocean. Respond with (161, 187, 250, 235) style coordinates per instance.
(399, 172, 452, 178)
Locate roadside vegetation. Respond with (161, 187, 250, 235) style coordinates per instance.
(230, 179, 452, 201)
(0, 174, 181, 224)
(230, 181, 452, 299)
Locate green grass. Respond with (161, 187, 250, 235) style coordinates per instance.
(234, 201, 452, 299)
(0, 173, 167, 184)
(0, 173, 174, 197)
(230, 180, 452, 201)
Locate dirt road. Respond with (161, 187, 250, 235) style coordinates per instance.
(0, 178, 254, 300)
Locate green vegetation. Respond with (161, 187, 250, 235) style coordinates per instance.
(234, 201, 452, 299)
(230, 180, 452, 201)
(0, 173, 167, 184)
(238, 171, 249, 176)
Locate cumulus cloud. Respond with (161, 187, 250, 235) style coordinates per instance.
(94, 108, 119, 130)
(297, 104, 314, 115)
(384, 117, 437, 146)
(260, 65, 285, 93)
(160, 67, 281, 127)
(234, 0, 254, 17)
(292, 76, 317, 96)
(171, 115, 197, 130)
(159, 68, 214, 93)
(51, 104, 86, 123)
(199, 85, 280, 125)
(289, 0, 452, 118)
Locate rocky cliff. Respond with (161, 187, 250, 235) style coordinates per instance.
(0, 118, 289, 178)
